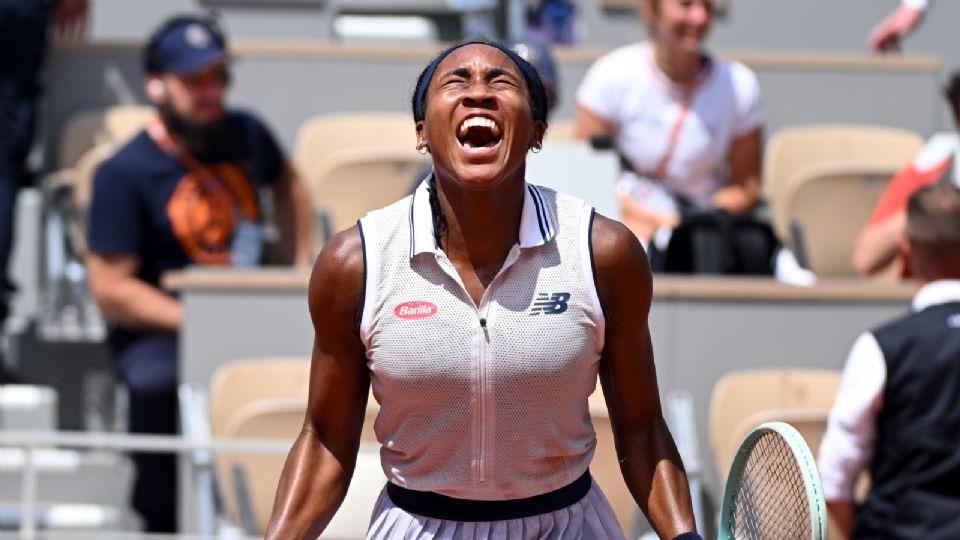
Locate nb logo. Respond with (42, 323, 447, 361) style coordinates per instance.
(529, 292, 570, 315)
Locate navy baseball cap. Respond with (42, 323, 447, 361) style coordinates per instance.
(148, 18, 227, 74)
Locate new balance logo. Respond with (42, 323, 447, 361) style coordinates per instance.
(529, 292, 570, 315)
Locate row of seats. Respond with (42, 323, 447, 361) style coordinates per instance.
(762, 125, 923, 277)
(194, 359, 850, 539)
(190, 358, 678, 537)
(48, 106, 924, 279)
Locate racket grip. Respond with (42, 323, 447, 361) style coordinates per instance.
(671, 533, 703, 540)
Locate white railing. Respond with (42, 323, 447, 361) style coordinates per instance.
(1, 430, 290, 540)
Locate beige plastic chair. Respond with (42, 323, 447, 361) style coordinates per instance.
(209, 358, 382, 535)
(208, 357, 311, 529)
(293, 112, 418, 187)
(763, 124, 923, 238)
(209, 358, 312, 442)
(777, 161, 900, 277)
(710, 368, 841, 486)
(58, 105, 153, 169)
(40, 142, 116, 261)
(309, 147, 428, 237)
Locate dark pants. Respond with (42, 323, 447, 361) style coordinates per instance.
(115, 332, 180, 533)
(0, 2, 49, 323)
(0, 2, 49, 385)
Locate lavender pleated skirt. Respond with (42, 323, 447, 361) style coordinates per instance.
(365, 479, 627, 540)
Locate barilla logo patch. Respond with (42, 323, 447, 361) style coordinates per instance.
(394, 301, 438, 320)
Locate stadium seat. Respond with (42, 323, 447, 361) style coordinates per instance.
(207, 358, 383, 536)
(39, 142, 115, 343)
(778, 161, 900, 277)
(307, 147, 428, 240)
(763, 124, 923, 241)
(39, 106, 150, 343)
(709, 368, 841, 485)
(292, 112, 418, 188)
(57, 106, 153, 170)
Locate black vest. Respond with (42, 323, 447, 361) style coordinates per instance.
(852, 301, 960, 540)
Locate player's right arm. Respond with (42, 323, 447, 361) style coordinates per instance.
(265, 226, 370, 540)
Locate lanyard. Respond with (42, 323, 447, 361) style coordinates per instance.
(146, 119, 258, 220)
(653, 81, 697, 180)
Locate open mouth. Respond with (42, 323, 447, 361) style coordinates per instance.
(457, 116, 502, 151)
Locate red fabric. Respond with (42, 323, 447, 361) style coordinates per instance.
(868, 159, 950, 225)
(866, 155, 951, 278)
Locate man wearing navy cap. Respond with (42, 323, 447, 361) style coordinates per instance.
(86, 15, 312, 532)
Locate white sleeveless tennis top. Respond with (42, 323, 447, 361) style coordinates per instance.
(358, 179, 606, 501)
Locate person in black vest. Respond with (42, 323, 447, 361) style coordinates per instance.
(818, 174, 960, 539)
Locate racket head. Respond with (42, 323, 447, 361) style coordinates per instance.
(717, 421, 827, 540)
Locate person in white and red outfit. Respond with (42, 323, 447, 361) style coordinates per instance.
(852, 70, 960, 278)
(574, 0, 763, 248)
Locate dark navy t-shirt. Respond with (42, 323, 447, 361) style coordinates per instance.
(88, 109, 284, 288)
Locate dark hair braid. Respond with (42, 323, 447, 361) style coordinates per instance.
(426, 174, 448, 248)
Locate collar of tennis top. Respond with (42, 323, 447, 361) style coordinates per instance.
(408, 174, 558, 258)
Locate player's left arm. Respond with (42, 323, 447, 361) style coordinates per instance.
(272, 162, 314, 267)
(591, 213, 698, 539)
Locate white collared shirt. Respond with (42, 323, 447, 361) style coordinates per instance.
(818, 280, 960, 501)
(358, 180, 606, 500)
(575, 41, 763, 208)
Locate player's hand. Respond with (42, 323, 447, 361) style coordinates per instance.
(867, 5, 924, 54)
(51, 0, 89, 42)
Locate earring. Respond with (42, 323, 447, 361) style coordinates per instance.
(417, 144, 428, 155)
(531, 142, 542, 154)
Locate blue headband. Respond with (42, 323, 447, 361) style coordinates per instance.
(412, 39, 548, 124)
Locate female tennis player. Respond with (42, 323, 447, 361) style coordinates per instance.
(265, 39, 700, 540)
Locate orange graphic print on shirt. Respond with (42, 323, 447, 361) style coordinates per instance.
(166, 163, 260, 265)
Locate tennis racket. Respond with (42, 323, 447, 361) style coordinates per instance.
(718, 421, 827, 540)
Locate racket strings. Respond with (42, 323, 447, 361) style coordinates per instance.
(730, 432, 811, 540)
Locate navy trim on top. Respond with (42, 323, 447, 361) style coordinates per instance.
(357, 220, 368, 337)
(587, 209, 604, 318)
(407, 190, 417, 259)
(530, 184, 554, 239)
(528, 185, 548, 242)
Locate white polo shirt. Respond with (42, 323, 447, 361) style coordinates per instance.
(358, 179, 606, 500)
(576, 42, 763, 210)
